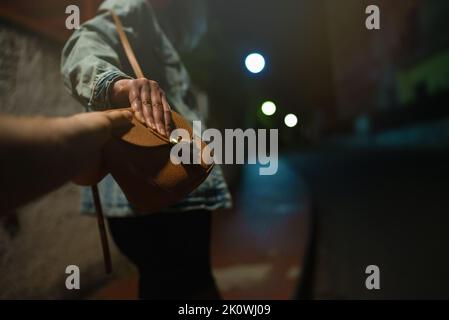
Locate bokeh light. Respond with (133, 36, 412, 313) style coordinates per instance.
(284, 113, 298, 127)
(261, 101, 276, 116)
(245, 53, 265, 73)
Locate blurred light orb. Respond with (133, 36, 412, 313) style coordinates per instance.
(261, 101, 276, 116)
(284, 113, 298, 127)
(245, 53, 265, 73)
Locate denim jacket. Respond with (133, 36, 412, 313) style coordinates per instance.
(61, 0, 232, 217)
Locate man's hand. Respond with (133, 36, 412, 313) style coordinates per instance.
(111, 78, 172, 137)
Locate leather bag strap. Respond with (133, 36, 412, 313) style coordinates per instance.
(107, 9, 145, 78)
(91, 9, 145, 274)
(91, 184, 112, 274)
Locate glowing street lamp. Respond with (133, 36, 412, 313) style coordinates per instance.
(284, 113, 298, 127)
(261, 101, 276, 116)
(245, 53, 265, 74)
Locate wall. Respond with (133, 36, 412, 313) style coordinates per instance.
(0, 24, 132, 299)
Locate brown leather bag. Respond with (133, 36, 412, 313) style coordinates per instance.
(92, 10, 214, 273)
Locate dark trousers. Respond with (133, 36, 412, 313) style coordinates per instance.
(107, 210, 220, 299)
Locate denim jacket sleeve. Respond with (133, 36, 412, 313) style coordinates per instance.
(60, 0, 158, 110)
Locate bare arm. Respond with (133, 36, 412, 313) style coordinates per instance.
(0, 110, 132, 214)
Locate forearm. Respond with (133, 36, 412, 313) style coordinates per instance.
(0, 116, 92, 212)
(0, 111, 127, 213)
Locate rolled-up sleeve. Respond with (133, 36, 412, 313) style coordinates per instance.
(89, 69, 132, 110)
(61, 0, 157, 110)
(61, 11, 131, 110)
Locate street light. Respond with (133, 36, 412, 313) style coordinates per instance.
(261, 101, 276, 116)
(245, 53, 265, 74)
(284, 114, 298, 127)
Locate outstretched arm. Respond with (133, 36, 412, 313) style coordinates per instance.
(0, 109, 132, 213)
